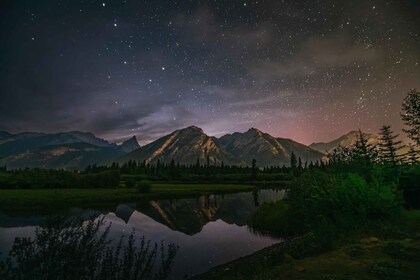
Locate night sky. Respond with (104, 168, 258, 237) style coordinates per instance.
(0, 0, 419, 145)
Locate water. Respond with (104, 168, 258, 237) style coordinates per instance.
(0, 189, 284, 279)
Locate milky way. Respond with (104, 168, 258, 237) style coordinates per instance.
(0, 0, 419, 145)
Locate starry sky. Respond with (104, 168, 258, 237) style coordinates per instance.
(0, 0, 419, 145)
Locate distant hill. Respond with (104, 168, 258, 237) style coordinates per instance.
(309, 131, 379, 154)
(0, 131, 139, 169)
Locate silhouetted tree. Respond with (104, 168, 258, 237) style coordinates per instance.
(378, 125, 404, 165)
(350, 130, 377, 163)
(251, 159, 257, 179)
(401, 89, 420, 146)
(290, 152, 297, 168)
(406, 143, 419, 165)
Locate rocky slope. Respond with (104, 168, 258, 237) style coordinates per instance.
(0, 131, 137, 169)
(219, 128, 325, 166)
(118, 126, 233, 165)
(309, 131, 379, 154)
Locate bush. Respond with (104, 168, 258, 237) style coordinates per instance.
(249, 169, 404, 254)
(383, 241, 420, 260)
(368, 260, 403, 278)
(136, 180, 152, 193)
(249, 201, 292, 237)
(289, 171, 402, 235)
(0, 216, 177, 280)
(125, 177, 136, 188)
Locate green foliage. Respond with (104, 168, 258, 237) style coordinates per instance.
(249, 201, 292, 237)
(383, 241, 420, 260)
(368, 260, 403, 278)
(344, 244, 365, 258)
(250, 169, 403, 257)
(378, 125, 404, 165)
(136, 180, 152, 193)
(289, 171, 402, 233)
(0, 169, 120, 189)
(321, 274, 355, 280)
(286, 233, 326, 259)
(0, 216, 177, 280)
(125, 177, 137, 188)
(401, 89, 420, 146)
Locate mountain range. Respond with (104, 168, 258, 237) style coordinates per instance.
(117, 126, 326, 166)
(0, 126, 385, 169)
(0, 131, 140, 169)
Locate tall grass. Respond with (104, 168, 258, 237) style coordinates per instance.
(0, 216, 178, 280)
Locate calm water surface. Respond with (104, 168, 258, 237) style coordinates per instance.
(0, 189, 284, 279)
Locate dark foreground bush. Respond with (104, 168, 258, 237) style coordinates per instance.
(137, 180, 152, 193)
(249, 170, 403, 256)
(0, 216, 177, 280)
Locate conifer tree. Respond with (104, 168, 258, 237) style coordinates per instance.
(378, 125, 404, 165)
(350, 129, 377, 163)
(405, 143, 419, 165)
(290, 152, 297, 168)
(401, 89, 420, 146)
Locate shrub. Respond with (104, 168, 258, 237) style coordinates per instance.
(0, 216, 177, 280)
(136, 180, 152, 193)
(289, 171, 402, 236)
(383, 241, 420, 260)
(125, 177, 136, 188)
(368, 260, 403, 278)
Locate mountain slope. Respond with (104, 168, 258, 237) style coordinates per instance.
(309, 131, 379, 154)
(118, 126, 232, 165)
(219, 128, 324, 166)
(0, 131, 131, 169)
(120, 136, 140, 153)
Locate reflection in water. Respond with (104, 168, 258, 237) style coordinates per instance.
(0, 189, 284, 279)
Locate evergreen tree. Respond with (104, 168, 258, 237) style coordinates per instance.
(350, 130, 377, 163)
(378, 125, 404, 165)
(298, 157, 302, 169)
(401, 89, 420, 146)
(405, 143, 419, 165)
(290, 152, 297, 168)
(251, 158, 257, 178)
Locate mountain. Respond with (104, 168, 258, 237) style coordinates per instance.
(118, 126, 233, 165)
(119, 136, 140, 153)
(0, 131, 134, 169)
(309, 131, 379, 154)
(219, 128, 325, 166)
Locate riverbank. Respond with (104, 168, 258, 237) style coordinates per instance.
(0, 183, 255, 213)
(192, 210, 420, 280)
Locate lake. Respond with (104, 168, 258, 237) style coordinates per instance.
(0, 189, 285, 279)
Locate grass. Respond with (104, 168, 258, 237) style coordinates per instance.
(191, 210, 420, 280)
(0, 183, 254, 214)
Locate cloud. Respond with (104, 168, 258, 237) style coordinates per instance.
(252, 32, 381, 80)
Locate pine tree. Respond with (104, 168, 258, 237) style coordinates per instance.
(251, 159, 257, 178)
(350, 129, 377, 163)
(405, 143, 419, 165)
(378, 125, 404, 165)
(290, 152, 297, 168)
(401, 89, 420, 146)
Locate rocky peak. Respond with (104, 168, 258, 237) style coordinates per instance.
(246, 127, 264, 137)
(120, 136, 140, 153)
